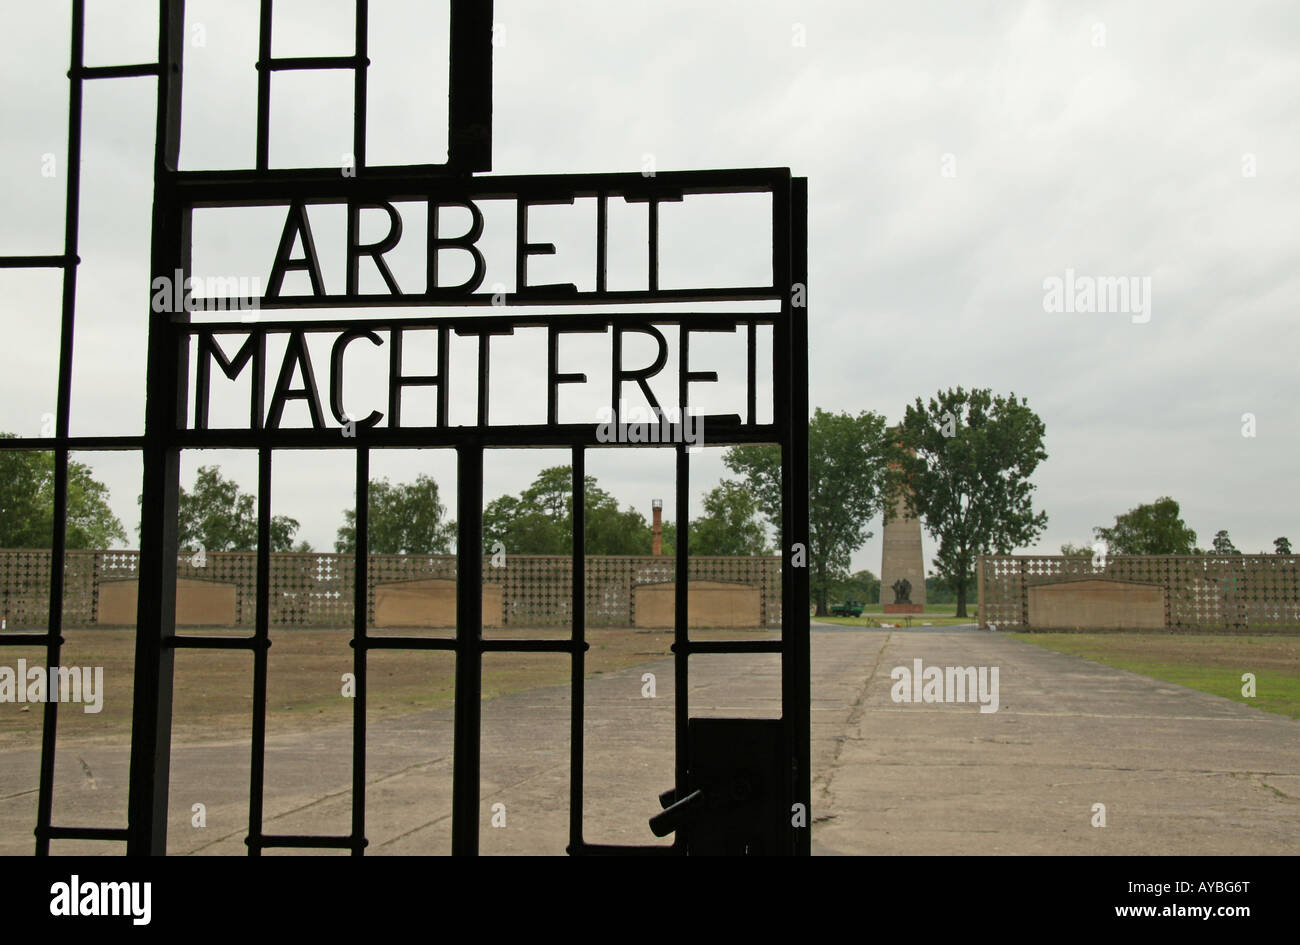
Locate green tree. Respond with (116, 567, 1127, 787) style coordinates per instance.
(725, 408, 890, 616)
(892, 388, 1049, 618)
(689, 481, 770, 556)
(63, 461, 128, 549)
(0, 450, 45, 548)
(0, 441, 127, 549)
(1059, 542, 1093, 557)
(335, 474, 455, 554)
(1093, 497, 1197, 556)
(833, 569, 880, 606)
(658, 520, 678, 557)
(149, 465, 299, 552)
(924, 570, 976, 605)
(1211, 529, 1240, 555)
(1275, 536, 1292, 555)
(585, 483, 657, 557)
(483, 466, 661, 556)
(921, 573, 953, 605)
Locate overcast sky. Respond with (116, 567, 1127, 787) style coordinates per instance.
(1, 0, 1297, 574)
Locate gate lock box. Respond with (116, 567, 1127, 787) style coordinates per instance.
(649, 718, 792, 855)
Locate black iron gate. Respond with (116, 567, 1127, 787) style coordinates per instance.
(2, 0, 809, 856)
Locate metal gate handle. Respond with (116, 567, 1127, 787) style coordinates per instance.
(649, 788, 706, 837)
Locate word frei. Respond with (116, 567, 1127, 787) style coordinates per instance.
(1042, 268, 1152, 324)
(890, 658, 1000, 713)
(0, 660, 104, 713)
(50, 875, 151, 925)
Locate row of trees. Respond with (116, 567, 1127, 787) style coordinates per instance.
(0, 438, 308, 554)
(829, 571, 968, 607)
(0, 387, 1056, 619)
(11, 416, 1294, 624)
(1062, 496, 1291, 557)
(0, 450, 772, 559)
(152, 464, 770, 559)
(331, 465, 771, 558)
(664, 392, 1049, 618)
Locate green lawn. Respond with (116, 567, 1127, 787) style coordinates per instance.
(1009, 632, 1300, 719)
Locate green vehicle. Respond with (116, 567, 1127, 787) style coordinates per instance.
(830, 599, 865, 617)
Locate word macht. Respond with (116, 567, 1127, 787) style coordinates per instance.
(0, 660, 104, 714)
(50, 876, 151, 925)
(890, 658, 999, 713)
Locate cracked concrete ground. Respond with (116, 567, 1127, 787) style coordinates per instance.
(0, 626, 1295, 854)
(810, 626, 1299, 855)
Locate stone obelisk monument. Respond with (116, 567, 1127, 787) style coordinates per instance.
(881, 444, 925, 614)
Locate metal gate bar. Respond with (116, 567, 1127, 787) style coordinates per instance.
(350, 447, 369, 854)
(0, 0, 810, 856)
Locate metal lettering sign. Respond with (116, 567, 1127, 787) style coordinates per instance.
(181, 168, 790, 440)
(2, 0, 809, 856)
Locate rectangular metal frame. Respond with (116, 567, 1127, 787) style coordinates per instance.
(0, 0, 809, 856)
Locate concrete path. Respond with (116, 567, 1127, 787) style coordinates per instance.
(810, 626, 1299, 855)
(0, 627, 1295, 854)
